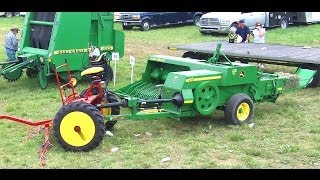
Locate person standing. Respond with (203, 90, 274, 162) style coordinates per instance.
(252, 22, 266, 43)
(252, 21, 266, 69)
(236, 19, 250, 43)
(4, 25, 20, 61)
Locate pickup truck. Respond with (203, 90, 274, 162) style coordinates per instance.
(199, 12, 295, 34)
(118, 12, 204, 31)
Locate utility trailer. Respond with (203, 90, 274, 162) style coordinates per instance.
(169, 41, 320, 87)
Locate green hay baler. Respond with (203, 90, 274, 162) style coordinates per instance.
(0, 12, 124, 88)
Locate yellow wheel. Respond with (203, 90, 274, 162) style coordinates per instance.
(224, 93, 254, 125)
(236, 102, 250, 121)
(53, 102, 105, 151)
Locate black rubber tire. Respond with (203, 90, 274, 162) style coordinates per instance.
(200, 31, 207, 35)
(140, 20, 151, 31)
(280, 18, 289, 29)
(79, 89, 120, 130)
(52, 102, 106, 152)
(104, 92, 120, 130)
(26, 68, 38, 79)
(14, 12, 20, 16)
(5, 12, 13, 18)
(193, 15, 201, 26)
(122, 24, 133, 30)
(224, 93, 254, 125)
(182, 51, 199, 59)
(103, 64, 114, 83)
(79, 87, 100, 98)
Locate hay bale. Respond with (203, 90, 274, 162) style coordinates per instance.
(275, 72, 300, 89)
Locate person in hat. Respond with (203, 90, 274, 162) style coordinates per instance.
(251, 21, 266, 43)
(235, 19, 250, 43)
(4, 25, 20, 61)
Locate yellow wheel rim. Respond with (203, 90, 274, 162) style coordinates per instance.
(101, 100, 112, 116)
(60, 111, 95, 147)
(236, 102, 250, 121)
(70, 77, 77, 86)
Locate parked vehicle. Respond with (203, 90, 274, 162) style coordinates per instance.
(19, 12, 26, 16)
(0, 12, 21, 17)
(119, 12, 205, 31)
(114, 12, 120, 21)
(293, 12, 320, 24)
(199, 12, 295, 34)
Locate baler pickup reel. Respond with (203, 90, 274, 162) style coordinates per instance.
(0, 55, 37, 82)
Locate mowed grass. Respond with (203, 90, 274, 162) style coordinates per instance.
(0, 16, 320, 168)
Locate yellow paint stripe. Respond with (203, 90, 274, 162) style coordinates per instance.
(101, 46, 113, 51)
(53, 48, 88, 55)
(185, 76, 221, 82)
(141, 109, 164, 113)
(184, 100, 193, 104)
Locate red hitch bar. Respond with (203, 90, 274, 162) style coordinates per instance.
(0, 115, 53, 167)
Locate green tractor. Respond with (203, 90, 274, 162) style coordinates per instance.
(0, 12, 124, 88)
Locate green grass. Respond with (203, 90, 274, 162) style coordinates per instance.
(1, 17, 320, 168)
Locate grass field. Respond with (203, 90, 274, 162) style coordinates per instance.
(0, 16, 320, 168)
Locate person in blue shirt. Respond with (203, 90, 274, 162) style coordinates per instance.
(236, 19, 250, 43)
(4, 25, 20, 61)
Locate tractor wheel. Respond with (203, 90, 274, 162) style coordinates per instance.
(1, 64, 23, 82)
(53, 102, 106, 151)
(224, 93, 254, 125)
(104, 92, 120, 130)
(14, 12, 20, 16)
(26, 68, 38, 79)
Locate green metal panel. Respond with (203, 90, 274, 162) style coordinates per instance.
(51, 13, 91, 72)
(164, 70, 222, 90)
(296, 68, 317, 88)
(115, 30, 125, 57)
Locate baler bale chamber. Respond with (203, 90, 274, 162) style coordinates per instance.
(0, 12, 124, 89)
